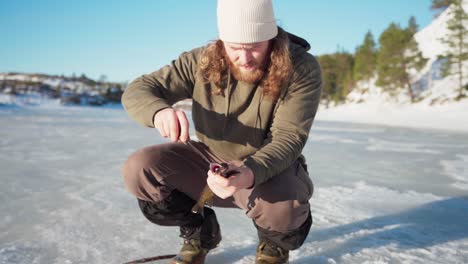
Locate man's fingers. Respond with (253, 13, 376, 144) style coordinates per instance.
(207, 174, 231, 199)
(209, 171, 231, 187)
(169, 111, 180, 142)
(155, 119, 167, 138)
(153, 108, 189, 142)
(176, 110, 190, 142)
(162, 120, 171, 139)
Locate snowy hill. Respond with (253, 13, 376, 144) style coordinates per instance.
(414, 0, 468, 104)
(415, 1, 468, 63)
(345, 1, 468, 104)
(317, 2, 468, 133)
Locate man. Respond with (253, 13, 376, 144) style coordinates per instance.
(121, 0, 322, 263)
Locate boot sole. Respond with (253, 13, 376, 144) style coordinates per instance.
(169, 254, 207, 264)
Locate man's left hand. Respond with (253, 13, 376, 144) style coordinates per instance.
(206, 161, 254, 199)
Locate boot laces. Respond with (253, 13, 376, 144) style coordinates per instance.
(258, 241, 288, 258)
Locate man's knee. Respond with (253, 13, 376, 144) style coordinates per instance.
(121, 146, 163, 199)
(249, 200, 310, 233)
(123, 146, 157, 176)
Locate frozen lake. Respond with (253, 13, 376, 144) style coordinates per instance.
(1, 105, 467, 264)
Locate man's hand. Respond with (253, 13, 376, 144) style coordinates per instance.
(153, 108, 190, 142)
(207, 161, 254, 199)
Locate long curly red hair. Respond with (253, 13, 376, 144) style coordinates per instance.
(198, 27, 292, 100)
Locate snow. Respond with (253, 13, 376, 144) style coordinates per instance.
(316, 98, 468, 133)
(0, 93, 61, 108)
(414, 0, 468, 61)
(413, 0, 468, 101)
(0, 73, 98, 92)
(1, 106, 467, 264)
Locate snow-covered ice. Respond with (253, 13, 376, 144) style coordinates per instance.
(1, 106, 467, 264)
(316, 98, 468, 133)
(441, 155, 468, 191)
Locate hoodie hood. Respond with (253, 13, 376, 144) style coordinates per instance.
(287, 31, 311, 52)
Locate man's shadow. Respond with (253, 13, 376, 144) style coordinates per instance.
(294, 196, 468, 263)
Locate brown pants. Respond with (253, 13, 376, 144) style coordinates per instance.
(122, 141, 313, 234)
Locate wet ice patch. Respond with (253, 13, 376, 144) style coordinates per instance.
(366, 138, 441, 154)
(0, 242, 51, 264)
(310, 134, 359, 144)
(441, 155, 468, 190)
(314, 126, 385, 134)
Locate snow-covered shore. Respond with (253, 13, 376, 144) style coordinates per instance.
(316, 99, 468, 133)
(2, 93, 467, 133)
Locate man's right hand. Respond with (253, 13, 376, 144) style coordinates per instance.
(153, 108, 190, 143)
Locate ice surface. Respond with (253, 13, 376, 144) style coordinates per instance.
(1, 107, 468, 264)
(441, 155, 468, 190)
(365, 138, 441, 154)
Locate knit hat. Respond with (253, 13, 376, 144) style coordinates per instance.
(217, 0, 278, 43)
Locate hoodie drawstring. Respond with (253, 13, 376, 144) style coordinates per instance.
(222, 71, 232, 136)
(254, 91, 263, 141)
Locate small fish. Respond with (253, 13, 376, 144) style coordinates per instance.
(191, 162, 239, 215)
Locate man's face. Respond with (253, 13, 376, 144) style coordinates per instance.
(223, 40, 270, 83)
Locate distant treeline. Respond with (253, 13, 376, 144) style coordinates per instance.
(0, 73, 125, 106)
(318, 0, 467, 104)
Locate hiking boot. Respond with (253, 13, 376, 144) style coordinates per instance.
(255, 241, 289, 264)
(171, 208, 221, 264)
(170, 238, 208, 264)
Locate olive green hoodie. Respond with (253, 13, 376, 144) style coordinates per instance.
(122, 31, 322, 187)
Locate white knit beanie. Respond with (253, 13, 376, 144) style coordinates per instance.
(217, 0, 278, 43)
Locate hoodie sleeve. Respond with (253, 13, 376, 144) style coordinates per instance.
(121, 48, 201, 127)
(243, 53, 322, 186)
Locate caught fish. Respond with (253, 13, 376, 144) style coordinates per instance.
(191, 162, 239, 215)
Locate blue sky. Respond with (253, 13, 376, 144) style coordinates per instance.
(1, 0, 435, 83)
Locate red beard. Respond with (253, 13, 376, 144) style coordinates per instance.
(225, 55, 266, 84)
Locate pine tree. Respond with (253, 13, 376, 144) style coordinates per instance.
(377, 23, 407, 94)
(377, 19, 428, 102)
(319, 54, 339, 106)
(408, 16, 418, 35)
(318, 52, 355, 105)
(335, 52, 355, 100)
(354, 31, 377, 91)
(404, 17, 429, 101)
(439, 0, 468, 99)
